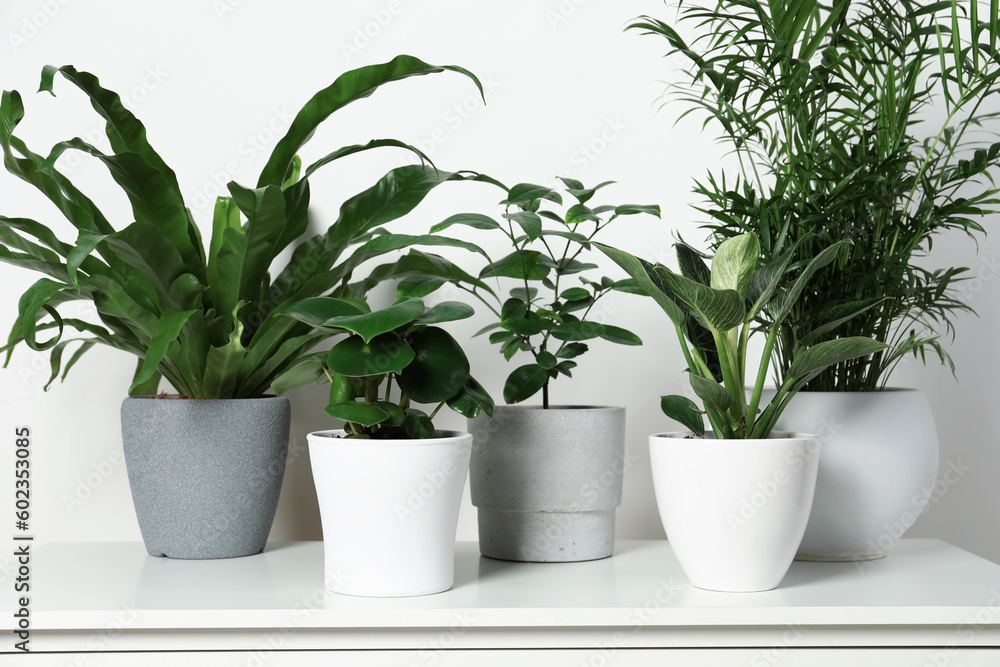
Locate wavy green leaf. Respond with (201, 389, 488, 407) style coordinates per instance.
(258, 55, 482, 187)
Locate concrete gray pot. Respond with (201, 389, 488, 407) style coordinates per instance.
(121, 396, 290, 559)
(468, 405, 626, 562)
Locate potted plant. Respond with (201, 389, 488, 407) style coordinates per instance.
(0, 57, 491, 559)
(275, 296, 494, 597)
(597, 232, 888, 591)
(628, 0, 1000, 560)
(406, 178, 659, 562)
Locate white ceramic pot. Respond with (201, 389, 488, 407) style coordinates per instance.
(307, 430, 471, 597)
(649, 432, 820, 592)
(762, 389, 939, 561)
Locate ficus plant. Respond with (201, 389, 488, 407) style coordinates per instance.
(414, 178, 660, 407)
(629, 0, 1000, 391)
(598, 232, 889, 439)
(0, 56, 495, 399)
(274, 297, 494, 439)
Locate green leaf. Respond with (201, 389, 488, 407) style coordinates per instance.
(660, 395, 705, 436)
(503, 210, 543, 241)
(224, 183, 289, 307)
(566, 203, 600, 224)
(480, 250, 551, 281)
(41, 138, 204, 281)
(745, 244, 799, 321)
(614, 204, 660, 217)
(798, 299, 886, 347)
(555, 360, 577, 377)
(489, 331, 516, 345)
(403, 408, 436, 439)
(688, 372, 733, 416)
(132, 308, 197, 393)
(202, 309, 248, 399)
(280, 297, 368, 327)
(258, 55, 483, 187)
(271, 353, 327, 395)
(39, 66, 181, 194)
(654, 266, 745, 334)
(611, 278, 645, 295)
(316, 299, 425, 343)
(504, 183, 561, 206)
(325, 401, 391, 428)
(17, 278, 65, 351)
(397, 276, 445, 299)
(551, 321, 606, 341)
(771, 240, 852, 325)
(594, 243, 686, 328)
(785, 337, 891, 382)
(710, 233, 759, 299)
(418, 301, 475, 325)
(430, 213, 501, 234)
(676, 243, 712, 286)
(555, 259, 598, 276)
(560, 287, 591, 301)
(397, 326, 470, 403)
(560, 179, 615, 205)
(600, 325, 642, 346)
(66, 230, 106, 290)
(326, 333, 415, 377)
(510, 286, 538, 302)
(446, 376, 495, 420)
(556, 342, 588, 359)
(503, 363, 549, 404)
(536, 351, 558, 369)
(329, 373, 364, 404)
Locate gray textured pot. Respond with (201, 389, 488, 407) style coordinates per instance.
(121, 396, 290, 559)
(468, 405, 626, 562)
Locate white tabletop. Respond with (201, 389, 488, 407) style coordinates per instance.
(8, 539, 1000, 651)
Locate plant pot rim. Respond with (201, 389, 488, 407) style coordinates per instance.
(651, 431, 818, 444)
(125, 394, 286, 402)
(307, 429, 471, 446)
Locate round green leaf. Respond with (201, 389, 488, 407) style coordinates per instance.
(446, 376, 496, 420)
(536, 351, 558, 369)
(397, 326, 471, 403)
(503, 363, 549, 404)
(326, 333, 415, 377)
(403, 408, 436, 438)
(329, 373, 364, 403)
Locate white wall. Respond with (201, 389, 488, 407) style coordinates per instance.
(0, 0, 997, 569)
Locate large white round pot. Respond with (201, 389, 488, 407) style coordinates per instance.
(650, 432, 820, 592)
(761, 388, 939, 561)
(121, 395, 290, 559)
(468, 406, 626, 563)
(308, 429, 471, 597)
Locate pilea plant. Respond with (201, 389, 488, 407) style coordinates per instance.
(275, 297, 494, 438)
(598, 233, 889, 439)
(0, 57, 491, 399)
(425, 178, 660, 407)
